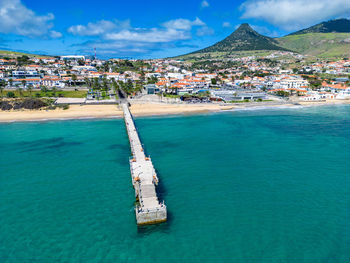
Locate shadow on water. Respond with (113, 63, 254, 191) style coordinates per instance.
(132, 166, 173, 236)
(13, 137, 83, 153)
(107, 143, 129, 152)
(136, 211, 173, 236)
(154, 168, 167, 201)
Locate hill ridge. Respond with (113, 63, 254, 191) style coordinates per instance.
(192, 23, 288, 54)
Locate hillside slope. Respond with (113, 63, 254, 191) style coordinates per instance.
(194, 23, 287, 54)
(277, 33, 350, 58)
(290, 19, 350, 35)
(0, 50, 52, 58)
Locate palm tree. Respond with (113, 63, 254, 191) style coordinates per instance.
(9, 78, 13, 88)
(102, 76, 109, 92)
(17, 87, 23, 97)
(52, 87, 57, 97)
(84, 77, 91, 89)
(71, 74, 77, 86)
(41, 86, 49, 97)
(0, 79, 5, 97)
(21, 80, 26, 89)
(27, 85, 33, 97)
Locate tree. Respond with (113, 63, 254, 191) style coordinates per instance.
(84, 77, 91, 88)
(102, 75, 109, 91)
(71, 74, 77, 86)
(211, 78, 217, 85)
(41, 86, 49, 96)
(52, 87, 57, 97)
(17, 87, 23, 97)
(9, 79, 13, 88)
(0, 79, 5, 97)
(7, 91, 15, 98)
(27, 85, 33, 97)
(276, 90, 290, 97)
(93, 78, 100, 90)
(21, 80, 26, 88)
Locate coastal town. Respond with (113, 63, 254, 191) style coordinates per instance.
(0, 51, 350, 118)
(4, 0, 350, 261)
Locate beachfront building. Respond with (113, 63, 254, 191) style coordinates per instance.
(60, 55, 85, 61)
(42, 77, 66, 88)
(144, 84, 160, 95)
(336, 88, 350, 99)
(210, 90, 267, 101)
(11, 78, 41, 88)
(279, 77, 309, 89)
(12, 71, 40, 79)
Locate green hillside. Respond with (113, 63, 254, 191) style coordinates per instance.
(277, 33, 350, 58)
(0, 50, 52, 58)
(290, 19, 350, 35)
(198, 24, 286, 53)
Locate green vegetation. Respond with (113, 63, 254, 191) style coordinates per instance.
(97, 60, 151, 74)
(0, 98, 51, 111)
(275, 90, 290, 97)
(0, 89, 87, 98)
(0, 50, 52, 58)
(161, 94, 181, 99)
(187, 23, 288, 56)
(290, 18, 350, 35)
(277, 33, 350, 58)
(176, 19, 350, 60)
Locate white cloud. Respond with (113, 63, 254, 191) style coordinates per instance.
(240, 0, 350, 31)
(201, 0, 210, 8)
(49, 30, 63, 39)
(0, 0, 60, 38)
(72, 17, 210, 56)
(163, 17, 205, 30)
(71, 17, 207, 43)
(222, 22, 232, 28)
(105, 28, 190, 43)
(196, 26, 214, 36)
(68, 20, 130, 36)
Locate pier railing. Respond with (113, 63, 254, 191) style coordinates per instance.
(122, 103, 167, 225)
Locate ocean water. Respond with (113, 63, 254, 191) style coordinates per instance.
(1, 105, 350, 263)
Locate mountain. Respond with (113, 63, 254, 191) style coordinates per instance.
(289, 18, 350, 35)
(193, 23, 287, 54)
(276, 19, 350, 58)
(177, 19, 350, 60)
(277, 33, 350, 58)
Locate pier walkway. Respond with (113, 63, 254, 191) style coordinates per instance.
(122, 103, 167, 225)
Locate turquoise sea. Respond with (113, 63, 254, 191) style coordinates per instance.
(1, 105, 350, 263)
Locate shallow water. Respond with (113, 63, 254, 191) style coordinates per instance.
(1, 105, 350, 262)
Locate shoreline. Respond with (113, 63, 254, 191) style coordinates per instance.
(0, 100, 350, 123)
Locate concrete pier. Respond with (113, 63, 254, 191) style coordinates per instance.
(122, 103, 167, 225)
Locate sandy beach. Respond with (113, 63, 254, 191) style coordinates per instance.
(0, 103, 235, 122)
(0, 100, 350, 122)
(0, 105, 123, 122)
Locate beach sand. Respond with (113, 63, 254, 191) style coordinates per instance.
(0, 103, 234, 122)
(1, 100, 350, 122)
(0, 105, 123, 122)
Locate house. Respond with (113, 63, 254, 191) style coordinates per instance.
(336, 88, 350, 99)
(42, 77, 65, 88)
(144, 84, 160, 94)
(11, 78, 41, 88)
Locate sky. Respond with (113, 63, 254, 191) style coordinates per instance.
(0, 0, 350, 59)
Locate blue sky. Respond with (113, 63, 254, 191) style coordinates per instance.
(1, 0, 350, 59)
